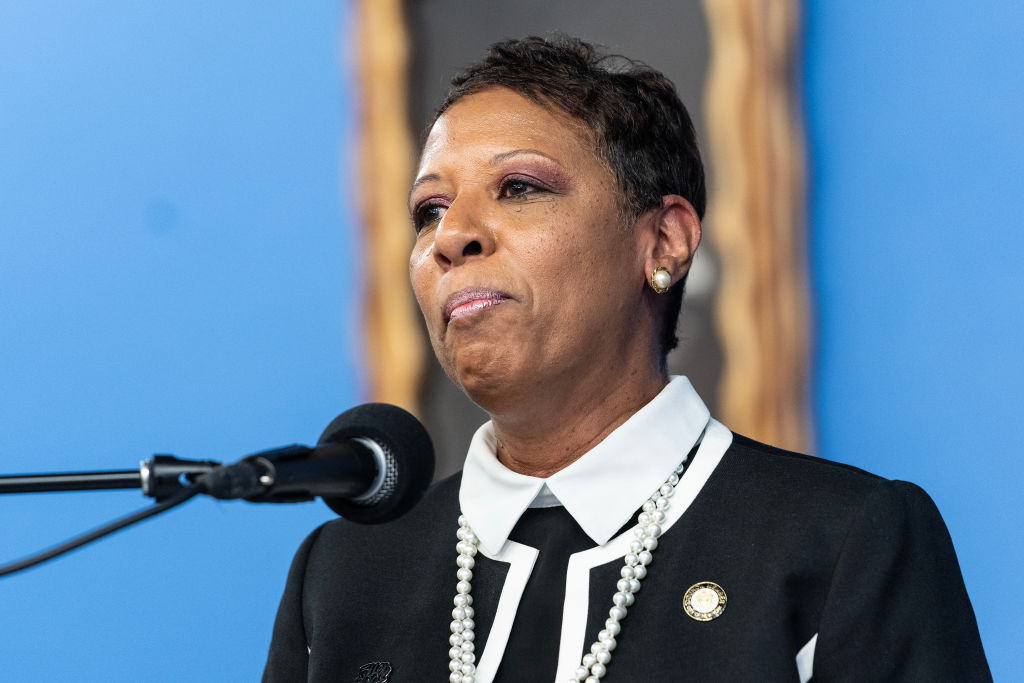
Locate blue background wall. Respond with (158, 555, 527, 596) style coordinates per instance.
(2, 1, 1020, 680)
(805, 3, 1023, 680)
(0, 2, 356, 680)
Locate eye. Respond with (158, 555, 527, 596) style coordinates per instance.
(412, 201, 447, 233)
(499, 176, 547, 199)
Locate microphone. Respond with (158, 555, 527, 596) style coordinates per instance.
(202, 403, 435, 524)
(0, 403, 436, 577)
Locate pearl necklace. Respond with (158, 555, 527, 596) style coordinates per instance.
(448, 457, 688, 683)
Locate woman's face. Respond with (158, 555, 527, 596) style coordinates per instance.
(409, 87, 652, 412)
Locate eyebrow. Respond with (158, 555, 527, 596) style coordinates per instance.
(488, 148, 563, 166)
(408, 173, 440, 204)
(408, 149, 565, 204)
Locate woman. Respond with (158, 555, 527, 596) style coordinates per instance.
(264, 37, 989, 682)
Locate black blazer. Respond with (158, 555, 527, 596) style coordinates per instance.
(263, 434, 990, 682)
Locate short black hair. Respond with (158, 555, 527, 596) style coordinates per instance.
(432, 35, 705, 356)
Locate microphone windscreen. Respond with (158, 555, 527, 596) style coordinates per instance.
(316, 403, 434, 524)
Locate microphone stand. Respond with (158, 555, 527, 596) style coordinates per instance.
(0, 455, 221, 501)
(0, 447, 342, 577)
(0, 456, 222, 578)
(0, 443, 377, 577)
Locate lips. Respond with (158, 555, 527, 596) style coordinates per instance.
(444, 288, 512, 324)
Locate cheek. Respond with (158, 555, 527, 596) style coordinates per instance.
(409, 247, 438, 323)
(528, 212, 628, 290)
(522, 205, 588, 267)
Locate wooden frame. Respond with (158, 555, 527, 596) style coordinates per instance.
(355, 1, 813, 451)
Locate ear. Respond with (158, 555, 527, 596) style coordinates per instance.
(641, 195, 702, 288)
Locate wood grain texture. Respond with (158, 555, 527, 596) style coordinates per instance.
(355, 0, 425, 413)
(702, 0, 812, 451)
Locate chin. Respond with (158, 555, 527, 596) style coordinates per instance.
(444, 351, 524, 415)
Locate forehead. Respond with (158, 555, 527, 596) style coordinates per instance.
(417, 87, 598, 173)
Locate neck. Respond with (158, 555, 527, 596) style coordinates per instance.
(489, 365, 668, 478)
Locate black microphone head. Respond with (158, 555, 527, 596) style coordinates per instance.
(316, 403, 434, 524)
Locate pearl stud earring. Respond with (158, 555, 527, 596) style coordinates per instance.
(650, 266, 672, 294)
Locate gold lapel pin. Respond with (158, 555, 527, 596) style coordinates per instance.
(684, 581, 727, 621)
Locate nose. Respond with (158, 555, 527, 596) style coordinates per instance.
(432, 195, 495, 269)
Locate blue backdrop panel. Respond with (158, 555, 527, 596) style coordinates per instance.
(0, 2, 357, 680)
(805, 3, 1023, 679)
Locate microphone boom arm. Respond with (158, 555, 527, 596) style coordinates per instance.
(0, 402, 434, 577)
(0, 455, 221, 502)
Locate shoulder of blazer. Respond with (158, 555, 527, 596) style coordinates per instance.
(728, 432, 883, 480)
(723, 432, 887, 499)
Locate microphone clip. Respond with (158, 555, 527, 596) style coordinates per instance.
(140, 455, 221, 502)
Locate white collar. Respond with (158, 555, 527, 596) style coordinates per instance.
(459, 376, 711, 555)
